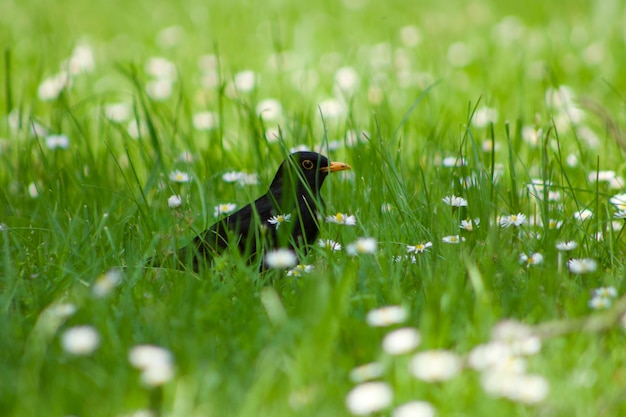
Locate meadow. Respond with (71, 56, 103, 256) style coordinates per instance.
(1, 0, 626, 415)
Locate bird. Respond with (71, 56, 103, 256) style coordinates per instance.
(150, 151, 351, 271)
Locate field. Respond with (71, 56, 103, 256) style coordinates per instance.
(2, 0, 626, 416)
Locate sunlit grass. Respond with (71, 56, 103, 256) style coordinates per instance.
(2, 0, 626, 416)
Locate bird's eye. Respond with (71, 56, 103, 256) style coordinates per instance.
(302, 159, 314, 170)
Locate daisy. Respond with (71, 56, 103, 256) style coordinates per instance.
(588, 296, 612, 309)
(609, 193, 626, 210)
(345, 382, 393, 416)
(318, 239, 342, 251)
(409, 350, 462, 382)
(286, 264, 313, 277)
(168, 194, 182, 208)
(614, 210, 626, 219)
(366, 305, 408, 327)
(214, 203, 237, 217)
(382, 327, 421, 355)
(92, 268, 122, 298)
(555, 241, 577, 251)
(128, 345, 175, 387)
(61, 326, 100, 355)
(45, 134, 70, 150)
(548, 219, 563, 229)
(460, 218, 480, 231)
(392, 401, 436, 417)
(326, 213, 357, 225)
(592, 286, 617, 298)
(442, 235, 465, 244)
(406, 242, 432, 253)
(442, 195, 468, 207)
(346, 237, 378, 255)
(256, 98, 283, 121)
(264, 248, 297, 269)
(267, 213, 291, 229)
(192, 111, 218, 131)
(169, 170, 190, 183)
(573, 209, 593, 221)
(349, 362, 385, 383)
(568, 258, 598, 274)
(519, 252, 543, 267)
(499, 213, 526, 228)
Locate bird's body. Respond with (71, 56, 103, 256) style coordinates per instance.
(154, 152, 351, 271)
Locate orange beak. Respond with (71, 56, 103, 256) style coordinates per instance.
(320, 161, 352, 173)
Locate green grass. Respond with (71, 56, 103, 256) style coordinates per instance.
(2, 0, 626, 416)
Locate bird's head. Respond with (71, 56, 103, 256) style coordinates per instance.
(269, 151, 352, 199)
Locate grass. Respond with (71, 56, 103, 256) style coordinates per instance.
(2, 0, 626, 416)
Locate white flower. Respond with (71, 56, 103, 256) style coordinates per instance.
(392, 401, 436, 417)
(49, 303, 77, 319)
(104, 103, 133, 123)
(178, 151, 195, 163)
(326, 213, 357, 225)
(614, 210, 626, 219)
(334, 66, 360, 94)
(129, 345, 174, 387)
(472, 106, 498, 128)
(168, 194, 182, 208)
(345, 382, 393, 415)
(286, 264, 313, 277)
(318, 239, 342, 251)
(548, 219, 563, 229)
(588, 170, 618, 183)
(267, 214, 291, 229)
(45, 134, 70, 150)
(593, 286, 617, 298)
(468, 342, 514, 371)
(568, 258, 598, 274)
(192, 111, 218, 131)
(346, 237, 378, 255)
(441, 156, 467, 167)
(366, 305, 408, 327)
(460, 218, 480, 231)
(499, 213, 526, 227)
(442, 195, 468, 207)
(127, 119, 148, 139)
(234, 70, 256, 92)
(409, 350, 462, 382)
(145, 57, 177, 80)
(481, 371, 549, 404)
(519, 252, 543, 267)
(317, 98, 346, 119)
(169, 170, 190, 183)
(382, 327, 421, 355)
(264, 248, 297, 269)
(556, 241, 577, 251)
(256, 99, 283, 121)
(399, 25, 422, 47)
(92, 268, 122, 297)
(573, 209, 593, 221)
(214, 203, 237, 217)
(442, 235, 464, 244)
(589, 296, 612, 309)
(609, 193, 626, 210)
(61, 326, 100, 355)
(38, 72, 71, 101)
(406, 242, 432, 253)
(146, 79, 173, 101)
(349, 362, 385, 383)
(64, 45, 95, 74)
(221, 171, 259, 186)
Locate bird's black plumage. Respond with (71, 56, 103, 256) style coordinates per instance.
(154, 152, 351, 271)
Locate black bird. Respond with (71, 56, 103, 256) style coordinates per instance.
(152, 151, 351, 271)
